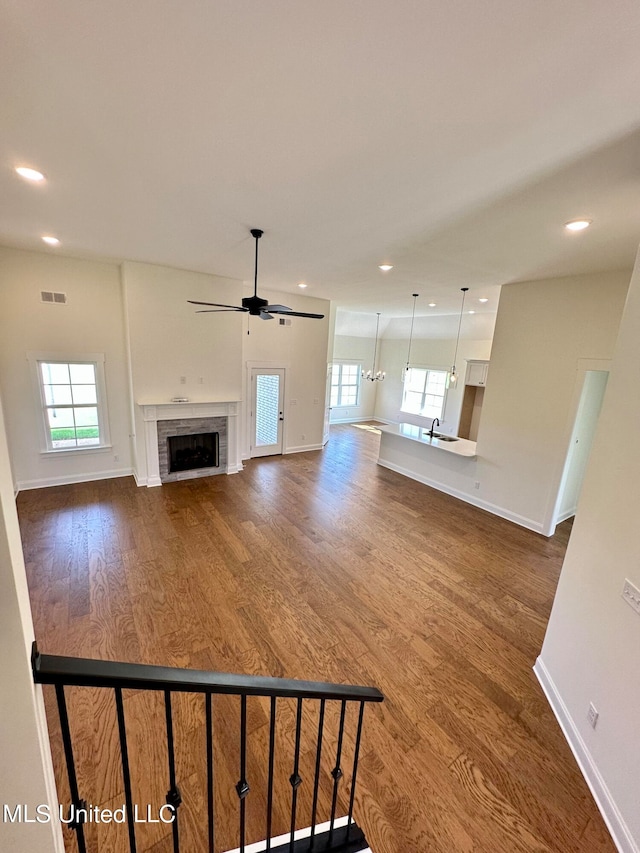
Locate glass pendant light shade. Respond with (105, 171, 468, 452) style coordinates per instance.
(448, 287, 469, 388)
(402, 293, 419, 383)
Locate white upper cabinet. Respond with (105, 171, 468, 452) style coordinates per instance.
(465, 360, 489, 387)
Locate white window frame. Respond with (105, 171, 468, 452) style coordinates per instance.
(28, 352, 112, 454)
(330, 362, 362, 408)
(400, 366, 448, 420)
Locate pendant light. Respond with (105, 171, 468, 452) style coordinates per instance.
(402, 293, 419, 383)
(448, 287, 469, 387)
(362, 313, 385, 382)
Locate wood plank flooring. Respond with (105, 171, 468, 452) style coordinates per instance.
(18, 424, 615, 853)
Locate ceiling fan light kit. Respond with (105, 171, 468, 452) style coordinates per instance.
(188, 228, 325, 324)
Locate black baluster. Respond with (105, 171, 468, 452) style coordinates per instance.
(206, 693, 215, 853)
(345, 701, 365, 842)
(55, 684, 87, 853)
(328, 700, 346, 845)
(266, 696, 276, 851)
(308, 699, 326, 852)
(164, 691, 181, 852)
(236, 695, 250, 853)
(115, 687, 137, 853)
(288, 698, 303, 852)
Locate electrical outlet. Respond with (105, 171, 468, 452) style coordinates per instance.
(301, 434, 306, 441)
(587, 702, 599, 729)
(622, 578, 640, 615)
(113, 454, 119, 462)
(198, 377, 204, 384)
(474, 481, 480, 490)
(180, 376, 186, 384)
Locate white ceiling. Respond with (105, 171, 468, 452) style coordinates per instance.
(3, 0, 640, 322)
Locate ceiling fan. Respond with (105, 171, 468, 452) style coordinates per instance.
(188, 228, 325, 321)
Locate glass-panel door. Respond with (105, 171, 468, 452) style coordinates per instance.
(251, 368, 285, 457)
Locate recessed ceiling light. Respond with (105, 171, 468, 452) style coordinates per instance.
(468, 310, 475, 314)
(297, 282, 307, 288)
(15, 166, 45, 182)
(42, 235, 60, 246)
(378, 264, 393, 272)
(565, 219, 591, 231)
(479, 298, 488, 303)
(428, 302, 436, 307)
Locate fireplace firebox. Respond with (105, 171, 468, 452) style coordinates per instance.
(167, 432, 219, 473)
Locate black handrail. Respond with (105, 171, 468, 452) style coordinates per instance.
(32, 643, 383, 853)
(32, 645, 384, 703)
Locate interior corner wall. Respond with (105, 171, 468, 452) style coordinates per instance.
(0, 247, 133, 491)
(536, 254, 640, 852)
(0, 390, 63, 853)
(374, 337, 493, 432)
(241, 288, 330, 456)
(474, 270, 629, 533)
(121, 261, 244, 484)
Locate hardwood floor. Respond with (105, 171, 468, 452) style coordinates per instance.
(18, 424, 615, 853)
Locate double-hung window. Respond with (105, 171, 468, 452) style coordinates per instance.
(330, 363, 361, 407)
(30, 353, 111, 452)
(401, 367, 447, 420)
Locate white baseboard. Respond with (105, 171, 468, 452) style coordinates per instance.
(556, 507, 576, 523)
(534, 658, 638, 853)
(15, 467, 134, 491)
(330, 416, 376, 425)
(377, 458, 546, 535)
(285, 443, 324, 454)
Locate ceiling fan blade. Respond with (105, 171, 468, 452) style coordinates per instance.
(188, 300, 245, 310)
(195, 309, 248, 313)
(265, 304, 292, 312)
(267, 309, 325, 319)
(259, 311, 274, 320)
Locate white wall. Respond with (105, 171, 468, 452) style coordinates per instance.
(374, 337, 493, 433)
(121, 261, 244, 483)
(0, 390, 63, 853)
(242, 288, 330, 455)
(330, 335, 377, 423)
(0, 247, 133, 490)
(475, 271, 628, 534)
(536, 254, 640, 852)
(556, 370, 608, 521)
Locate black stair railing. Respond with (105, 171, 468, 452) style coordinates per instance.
(32, 643, 383, 853)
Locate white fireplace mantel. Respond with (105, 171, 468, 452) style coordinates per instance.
(139, 401, 243, 487)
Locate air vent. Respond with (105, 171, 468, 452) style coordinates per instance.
(279, 317, 292, 326)
(41, 291, 67, 304)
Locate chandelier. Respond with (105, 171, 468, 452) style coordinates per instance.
(362, 313, 385, 382)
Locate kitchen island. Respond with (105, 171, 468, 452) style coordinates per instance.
(377, 422, 479, 498)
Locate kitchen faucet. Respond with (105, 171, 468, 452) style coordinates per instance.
(429, 417, 440, 438)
